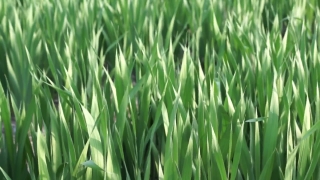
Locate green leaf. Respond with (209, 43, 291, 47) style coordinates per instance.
(245, 117, 267, 123)
(82, 160, 105, 172)
(37, 126, 50, 180)
(81, 106, 104, 178)
(181, 131, 194, 180)
(262, 87, 279, 167)
(73, 140, 90, 178)
(0, 167, 12, 180)
(231, 123, 244, 180)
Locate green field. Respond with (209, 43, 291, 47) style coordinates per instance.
(1, 0, 320, 179)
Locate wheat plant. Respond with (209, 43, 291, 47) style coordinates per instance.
(1, 0, 320, 179)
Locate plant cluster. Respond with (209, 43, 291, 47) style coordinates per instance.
(0, 0, 320, 179)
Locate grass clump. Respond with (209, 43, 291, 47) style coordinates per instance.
(1, 0, 320, 179)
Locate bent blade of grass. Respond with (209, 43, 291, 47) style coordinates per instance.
(245, 117, 266, 123)
(72, 139, 90, 178)
(81, 105, 104, 178)
(82, 160, 105, 172)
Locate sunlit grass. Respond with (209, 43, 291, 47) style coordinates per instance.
(1, 0, 320, 179)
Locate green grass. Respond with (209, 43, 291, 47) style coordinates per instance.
(1, 0, 320, 179)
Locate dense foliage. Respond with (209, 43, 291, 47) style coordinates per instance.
(1, 0, 320, 179)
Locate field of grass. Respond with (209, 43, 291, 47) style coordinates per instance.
(1, 0, 320, 179)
